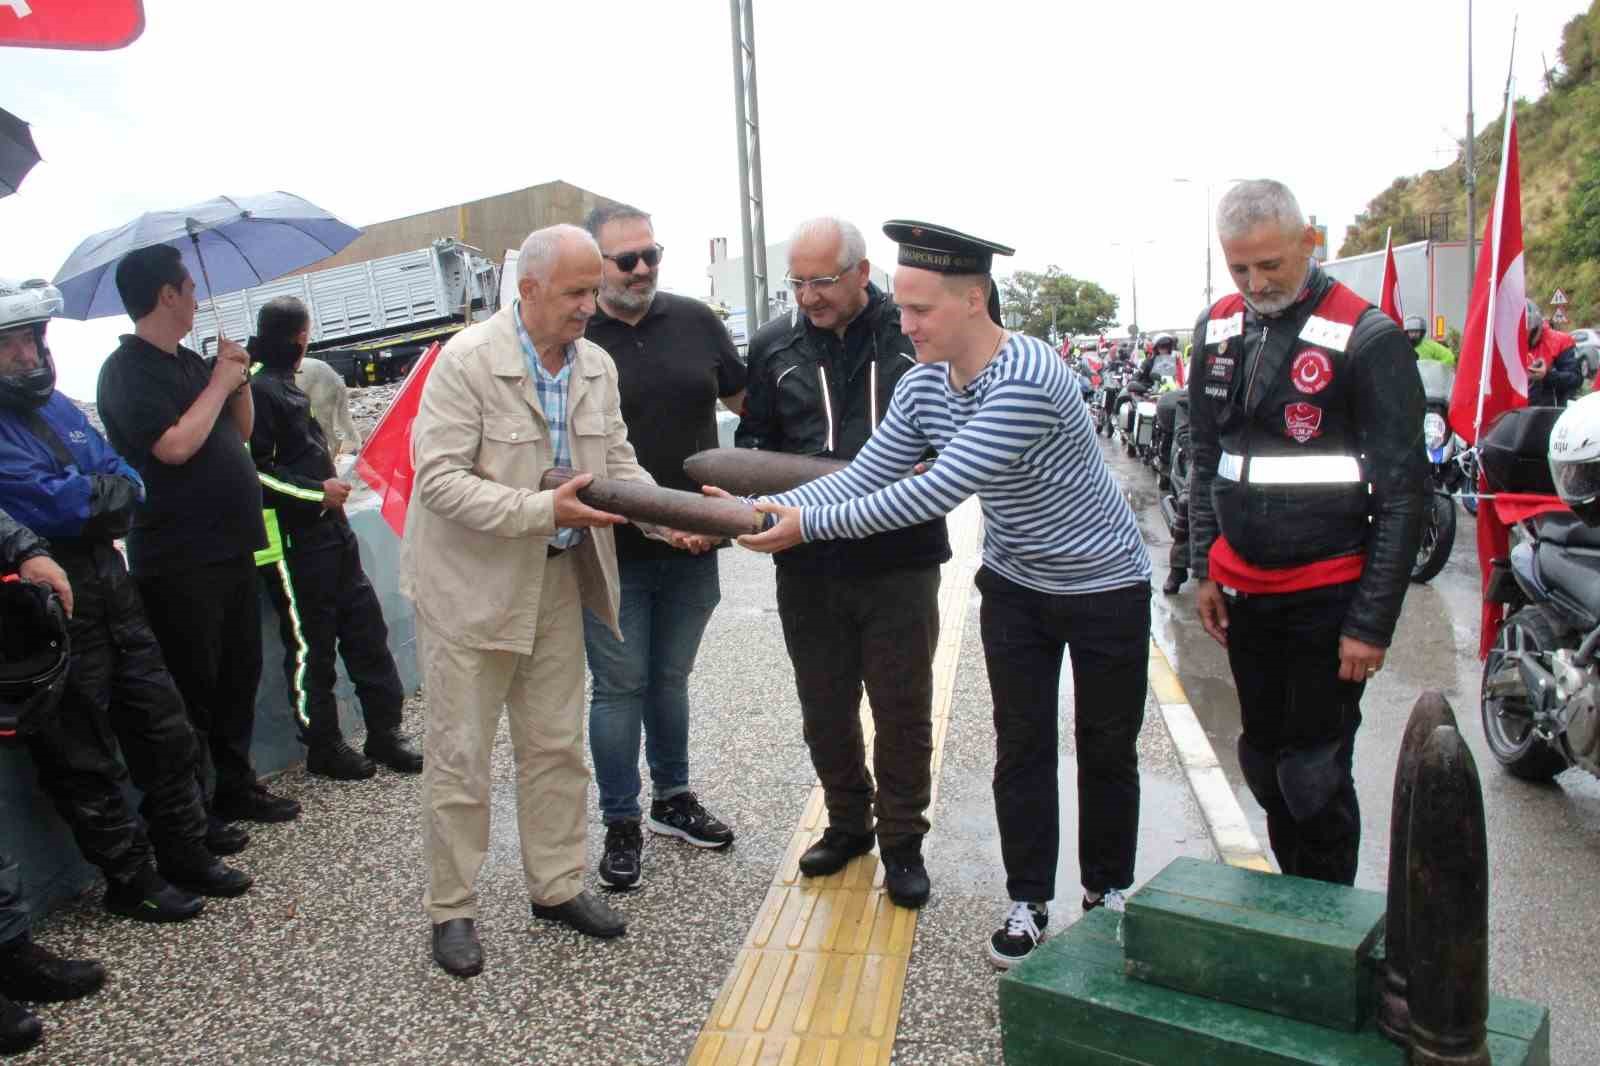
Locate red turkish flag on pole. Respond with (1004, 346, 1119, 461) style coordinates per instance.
(0, 1, 145, 50)
(1378, 228, 1404, 325)
(1448, 103, 1530, 656)
(355, 342, 441, 538)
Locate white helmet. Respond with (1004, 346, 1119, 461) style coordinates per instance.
(0, 277, 63, 333)
(1549, 393, 1600, 524)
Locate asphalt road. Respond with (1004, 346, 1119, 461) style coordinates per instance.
(1102, 433, 1600, 1066)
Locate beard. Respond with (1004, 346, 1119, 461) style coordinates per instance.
(1242, 261, 1311, 317)
(602, 275, 657, 316)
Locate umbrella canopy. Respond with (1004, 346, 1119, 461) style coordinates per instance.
(53, 192, 362, 320)
(0, 107, 41, 197)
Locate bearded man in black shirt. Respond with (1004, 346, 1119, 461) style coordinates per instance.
(96, 245, 301, 829)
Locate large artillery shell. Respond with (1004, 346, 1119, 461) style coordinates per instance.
(1405, 724, 1490, 1066)
(539, 467, 772, 538)
(1377, 691, 1459, 1046)
(683, 448, 847, 496)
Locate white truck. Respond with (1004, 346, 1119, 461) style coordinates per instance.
(1318, 239, 1472, 341)
(188, 238, 500, 385)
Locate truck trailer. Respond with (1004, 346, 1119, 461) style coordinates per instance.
(1317, 239, 1471, 341)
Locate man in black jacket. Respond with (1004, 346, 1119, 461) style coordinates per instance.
(1188, 180, 1424, 885)
(736, 217, 950, 908)
(246, 297, 422, 781)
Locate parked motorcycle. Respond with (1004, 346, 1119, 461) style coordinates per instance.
(1116, 386, 1159, 459)
(1158, 393, 1191, 562)
(1413, 360, 1459, 583)
(1477, 405, 1600, 783)
(1096, 366, 1126, 437)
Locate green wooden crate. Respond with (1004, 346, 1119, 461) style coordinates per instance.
(1121, 856, 1386, 1030)
(998, 909, 1550, 1066)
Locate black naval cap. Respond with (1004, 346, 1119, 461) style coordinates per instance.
(883, 220, 1014, 324)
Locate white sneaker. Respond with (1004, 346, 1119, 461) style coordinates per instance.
(1081, 887, 1126, 913)
(988, 900, 1049, 970)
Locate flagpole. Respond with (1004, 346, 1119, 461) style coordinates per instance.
(1472, 54, 1518, 441)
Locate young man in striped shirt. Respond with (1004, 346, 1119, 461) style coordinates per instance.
(733, 221, 1153, 969)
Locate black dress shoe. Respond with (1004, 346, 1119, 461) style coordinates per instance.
(0, 935, 106, 1002)
(214, 785, 301, 824)
(103, 866, 204, 923)
(797, 829, 875, 878)
(1162, 569, 1188, 595)
(431, 918, 482, 978)
(307, 740, 376, 781)
(364, 729, 423, 774)
(881, 845, 931, 909)
(529, 890, 625, 939)
(162, 860, 253, 899)
(0, 993, 40, 1054)
(205, 815, 250, 857)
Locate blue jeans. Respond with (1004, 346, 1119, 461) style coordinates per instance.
(583, 552, 721, 824)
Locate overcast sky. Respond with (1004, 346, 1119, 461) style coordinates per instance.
(0, 0, 1580, 399)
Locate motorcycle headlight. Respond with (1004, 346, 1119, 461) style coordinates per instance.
(1423, 412, 1447, 451)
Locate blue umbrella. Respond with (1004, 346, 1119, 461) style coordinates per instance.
(53, 191, 361, 322)
(0, 106, 42, 198)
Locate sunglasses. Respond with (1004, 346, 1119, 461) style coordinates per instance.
(603, 244, 664, 272)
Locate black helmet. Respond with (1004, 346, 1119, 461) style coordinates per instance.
(1526, 300, 1544, 347)
(0, 278, 62, 410)
(0, 578, 70, 746)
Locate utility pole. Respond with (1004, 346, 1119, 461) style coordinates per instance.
(729, 0, 770, 331)
(1465, 0, 1477, 288)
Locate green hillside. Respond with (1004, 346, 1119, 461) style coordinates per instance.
(1339, 3, 1600, 329)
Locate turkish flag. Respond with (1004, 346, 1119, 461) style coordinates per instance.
(355, 342, 441, 538)
(1378, 229, 1404, 326)
(0, 1, 145, 51)
(1450, 107, 1529, 655)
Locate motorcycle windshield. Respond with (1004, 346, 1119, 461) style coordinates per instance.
(1415, 360, 1454, 404)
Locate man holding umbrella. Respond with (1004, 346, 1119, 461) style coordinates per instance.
(96, 245, 300, 827)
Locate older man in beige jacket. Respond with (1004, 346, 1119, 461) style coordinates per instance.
(401, 224, 692, 978)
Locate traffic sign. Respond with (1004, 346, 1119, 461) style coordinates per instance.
(1551, 288, 1569, 305)
(1552, 307, 1570, 325)
(1434, 315, 1447, 340)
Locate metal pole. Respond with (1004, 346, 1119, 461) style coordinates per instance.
(1465, 0, 1477, 289)
(1204, 182, 1214, 306)
(728, 0, 757, 336)
(741, 0, 769, 329)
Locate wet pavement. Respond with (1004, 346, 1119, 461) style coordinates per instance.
(15, 493, 1211, 1065)
(1106, 436, 1600, 1066)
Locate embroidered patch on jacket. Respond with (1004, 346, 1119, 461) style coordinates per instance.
(1284, 402, 1324, 443)
(1209, 312, 1243, 343)
(1290, 349, 1333, 395)
(1299, 315, 1353, 352)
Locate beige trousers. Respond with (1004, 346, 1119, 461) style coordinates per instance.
(419, 552, 588, 921)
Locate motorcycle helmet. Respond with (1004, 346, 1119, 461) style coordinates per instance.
(1152, 333, 1176, 354)
(0, 278, 63, 410)
(1549, 393, 1600, 525)
(1404, 314, 1426, 346)
(0, 578, 70, 746)
(1526, 300, 1544, 348)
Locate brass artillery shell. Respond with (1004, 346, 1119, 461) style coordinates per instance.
(539, 467, 772, 539)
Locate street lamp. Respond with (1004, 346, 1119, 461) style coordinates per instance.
(1173, 177, 1246, 308)
(1109, 239, 1156, 335)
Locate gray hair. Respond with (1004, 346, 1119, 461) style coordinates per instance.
(517, 224, 597, 284)
(582, 202, 652, 240)
(789, 216, 867, 272)
(1215, 180, 1306, 241)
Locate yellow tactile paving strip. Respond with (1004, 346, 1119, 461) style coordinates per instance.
(688, 498, 984, 1066)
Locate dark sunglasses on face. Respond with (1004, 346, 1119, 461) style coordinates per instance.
(603, 244, 664, 272)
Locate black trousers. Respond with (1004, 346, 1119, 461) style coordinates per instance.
(27, 542, 210, 881)
(0, 854, 25, 946)
(1157, 391, 1191, 571)
(138, 554, 263, 807)
(978, 567, 1150, 902)
(1225, 582, 1364, 885)
(775, 566, 939, 851)
(258, 521, 403, 747)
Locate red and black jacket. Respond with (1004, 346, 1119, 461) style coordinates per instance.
(1187, 265, 1426, 648)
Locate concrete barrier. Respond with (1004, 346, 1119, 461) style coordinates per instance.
(0, 502, 418, 915)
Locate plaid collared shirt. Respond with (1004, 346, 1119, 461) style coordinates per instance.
(515, 303, 582, 550)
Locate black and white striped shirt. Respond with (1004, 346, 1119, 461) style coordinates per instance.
(774, 333, 1151, 595)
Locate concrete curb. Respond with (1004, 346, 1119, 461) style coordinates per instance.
(1147, 640, 1274, 872)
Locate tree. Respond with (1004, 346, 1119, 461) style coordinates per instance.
(998, 267, 1118, 342)
(1562, 147, 1600, 262)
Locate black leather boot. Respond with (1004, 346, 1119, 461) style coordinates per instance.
(431, 918, 483, 978)
(307, 740, 376, 781)
(797, 829, 875, 877)
(880, 840, 931, 909)
(364, 729, 423, 774)
(0, 934, 106, 1003)
(0, 993, 40, 1055)
(1162, 568, 1188, 595)
(103, 864, 204, 923)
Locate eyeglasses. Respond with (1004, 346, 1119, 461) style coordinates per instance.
(603, 244, 664, 272)
(785, 263, 857, 293)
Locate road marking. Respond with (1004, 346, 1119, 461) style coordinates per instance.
(688, 498, 983, 1066)
(1146, 641, 1273, 872)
